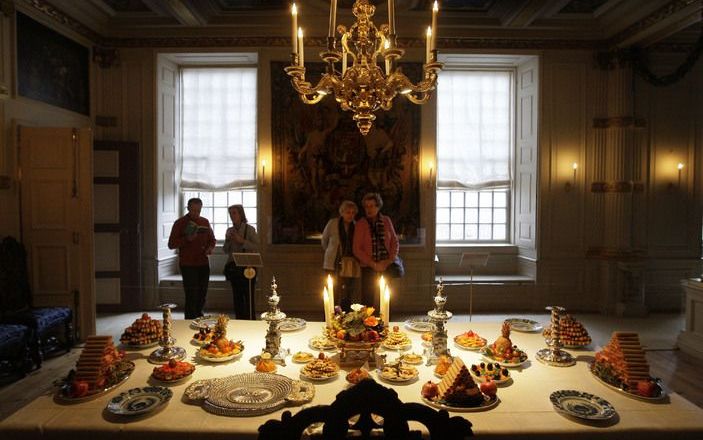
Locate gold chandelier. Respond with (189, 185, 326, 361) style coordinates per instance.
(285, 0, 443, 135)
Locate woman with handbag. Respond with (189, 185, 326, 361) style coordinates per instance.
(223, 204, 259, 319)
(321, 200, 360, 311)
(353, 193, 401, 310)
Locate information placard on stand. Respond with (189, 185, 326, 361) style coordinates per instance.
(232, 253, 264, 319)
(459, 253, 490, 322)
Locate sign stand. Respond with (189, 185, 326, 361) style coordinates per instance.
(459, 253, 490, 322)
(232, 253, 264, 319)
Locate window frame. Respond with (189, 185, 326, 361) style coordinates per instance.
(435, 66, 516, 246)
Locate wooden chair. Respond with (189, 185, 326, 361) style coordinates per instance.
(0, 236, 74, 367)
(258, 379, 473, 440)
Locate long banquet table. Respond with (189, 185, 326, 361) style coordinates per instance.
(2, 319, 703, 440)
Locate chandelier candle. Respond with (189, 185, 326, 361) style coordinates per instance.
(431, 1, 438, 52)
(426, 27, 432, 64)
(291, 3, 297, 56)
(328, 0, 337, 39)
(284, 0, 443, 135)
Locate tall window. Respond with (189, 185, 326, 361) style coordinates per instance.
(180, 67, 257, 240)
(436, 70, 513, 243)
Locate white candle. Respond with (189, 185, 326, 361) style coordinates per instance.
(382, 286, 390, 325)
(298, 28, 305, 67)
(326, 274, 335, 314)
(323, 286, 331, 327)
(342, 46, 347, 75)
(431, 1, 438, 52)
(384, 40, 391, 75)
(425, 27, 432, 64)
(292, 3, 298, 55)
(388, 0, 395, 35)
(328, 0, 337, 38)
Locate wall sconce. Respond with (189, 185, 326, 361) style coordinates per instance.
(427, 161, 434, 188)
(669, 162, 684, 191)
(260, 159, 267, 187)
(565, 162, 578, 192)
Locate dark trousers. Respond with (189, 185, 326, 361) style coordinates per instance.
(230, 275, 256, 320)
(325, 270, 359, 312)
(360, 267, 381, 310)
(181, 265, 210, 319)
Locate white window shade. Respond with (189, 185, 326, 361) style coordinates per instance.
(437, 70, 511, 189)
(181, 68, 257, 190)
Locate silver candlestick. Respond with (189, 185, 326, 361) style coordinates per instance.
(250, 277, 288, 366)
(148, 303, 186, 364)
(536, 305, 576, 367)
(425, 279, 453, 366)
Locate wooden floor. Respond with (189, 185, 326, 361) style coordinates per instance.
(1, 312, 701, 422)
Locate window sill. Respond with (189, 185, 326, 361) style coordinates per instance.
(436, 243, 518, 255)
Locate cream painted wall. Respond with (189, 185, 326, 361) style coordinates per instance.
(1, 6, 700, 314)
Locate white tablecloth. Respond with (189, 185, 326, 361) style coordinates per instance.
(2, 319, 703, 439)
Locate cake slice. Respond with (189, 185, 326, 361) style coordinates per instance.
(74, 335, 125, 390)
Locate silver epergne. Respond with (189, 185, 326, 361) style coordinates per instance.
(536, 305, 576, 367)
(250, 277, 289, 366)
(148, 303, 186, 364)
(425, 279, 453, 366)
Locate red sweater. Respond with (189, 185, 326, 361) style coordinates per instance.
(168, 214, 216, 267)
(352, 215, 399, 268)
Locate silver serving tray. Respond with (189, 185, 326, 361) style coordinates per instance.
(504, 318, 543, 333)
(590, 366, 667, 402)
(55, 360, 135, 404)
(278, 317, 307, 332)
(422, 395, 499, 412)
(203, 373, 294, 417)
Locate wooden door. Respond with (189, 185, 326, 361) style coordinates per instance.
(93, 141, 141, 312)
(19, 126, 95, 339)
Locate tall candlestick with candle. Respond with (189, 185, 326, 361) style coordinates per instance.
(388, 0, 396, 35)
(384, 40, 391, 75)
(379, 275, 386, 304)
(382, 286, 390, 325)
(323, 286, 331, 328)
(291, 3, 298, 55)
(326, 274, 335, 316)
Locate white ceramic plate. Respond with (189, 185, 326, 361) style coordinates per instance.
(106, 386, 172, 416)
(299, 370, 339, 382)
(278, 317, 307, 332)
(190, 315, 219, 330)
(550, 389, 617, 420)
(198, 350, 243, 363)
(308, 336, 337, 351)
(453, 335, 488, 351)
(376, 366, 419, 383)
(422, 395, 499, 412)
(504, 318, 543, 333)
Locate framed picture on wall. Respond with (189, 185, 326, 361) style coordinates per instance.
(16, 12, 90, 115)
(270, 61, 422, 245)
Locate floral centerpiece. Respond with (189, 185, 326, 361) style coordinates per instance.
(328, 304, 387, 343)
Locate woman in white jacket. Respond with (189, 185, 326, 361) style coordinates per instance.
(321, 200, 359, 311)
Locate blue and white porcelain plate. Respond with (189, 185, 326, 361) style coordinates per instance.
(107, 386, 173, 416)
(550, 390, 616, 420)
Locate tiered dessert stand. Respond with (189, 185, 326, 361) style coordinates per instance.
(251, 277, 289, 366)
(536, 305, 576, 367)
(425, 279, 453, 366)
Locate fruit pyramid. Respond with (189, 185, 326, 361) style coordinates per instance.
(593, 332, 650, 390)
(74, 335, 125, 390)
(120, 313, 162, 345)
(437, 357, 485, 407)
(543, 314, 591, 346)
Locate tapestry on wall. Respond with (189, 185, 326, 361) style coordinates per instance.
(17, 13, 90, 115)
(271, 61, 421, 244)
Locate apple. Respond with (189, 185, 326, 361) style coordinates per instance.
(421, 381, 439, 399)
(479, 379, 497, 398)
(71, 380, 89, 397)
(637, 380, 657, 397)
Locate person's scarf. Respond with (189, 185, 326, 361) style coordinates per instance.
(368, 215, 389, 262)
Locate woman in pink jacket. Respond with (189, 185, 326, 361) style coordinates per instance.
(353, 192, 399, 308)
